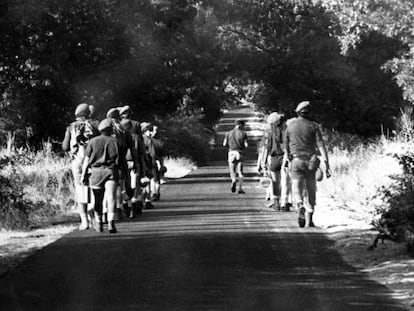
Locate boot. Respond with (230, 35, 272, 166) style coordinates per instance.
(297, 203, 306, 228)
(132, 201, 143, 216)
(123, 203, 131, 218)
(108, 220, 117, 234)
(94, 215, 104, 233)
(272, 198, 281, 211)
(306, 212, 315, 227)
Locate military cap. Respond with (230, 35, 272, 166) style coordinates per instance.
(267, 112, 285, 124)
(98, 119, 112, 132)
(140, 122, 153, 132)
(74, 103, 90, 118)
(106, 107, 120, 119)
(295, 101, 310, 113)
(119, 105, 130, 116)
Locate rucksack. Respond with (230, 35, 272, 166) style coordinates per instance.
(69, 119, 98, 158)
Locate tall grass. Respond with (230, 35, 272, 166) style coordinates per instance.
(318, 130, 403, 224)
(0, 147, 74, 229)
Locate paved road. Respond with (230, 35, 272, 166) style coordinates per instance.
(0, 106, 407, 310)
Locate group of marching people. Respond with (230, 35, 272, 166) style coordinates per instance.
(256, 101, 331, 228)
(62, 103, 165, 234)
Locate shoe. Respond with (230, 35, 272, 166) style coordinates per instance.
(308, 222, 315, 227)
(78, 223, 89, 231)
(267, 202, 274, 209)
(123, 203, 131, 218)
(238, 189, 245, 194)
(133, 201, 143, 215)
(144, 201, 154, 209)
(284, 203, 292, 212)
(94, 221, 104, 233)
(231, 182, 236, 193)
(108, 221, 117, 234)
(298, 207, 306, 228)
(273, 202, 281, 211)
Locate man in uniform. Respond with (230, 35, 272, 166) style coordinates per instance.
(285, 101, 331, 227)
(223, 119, 248, 194)
(62, 103, 99, 230)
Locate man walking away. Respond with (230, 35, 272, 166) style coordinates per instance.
(62, 103, 99, 230)
(81, 119, 119, 233)
(285, 101, 331, 228)
(223, 119, 248, 194)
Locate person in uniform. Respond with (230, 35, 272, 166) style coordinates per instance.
(62, 103, 98, 230)
(81, 119, 119, 233)
(106, 107, 139, 219)
(150, 125, 165, 201)
(141, 122, 157, 209)
(284, 101, 331, 227)
(120, 118, 145, 217)
(223, 119, 248, 194)
(263, 112, 286, 211)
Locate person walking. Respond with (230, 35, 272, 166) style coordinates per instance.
(120, 118, 145, 217)
(62, 103, 99, 230)
(223, 119, 248, 194)
(141, 122, 157, 209)
(263, 112, 286, 211)
(150, 125, 165, 201)
(81, 119, 119, 233)
(285, 101, 331, 228)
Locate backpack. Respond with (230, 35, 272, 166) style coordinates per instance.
(69, 119, 98, 158)
(269, 126, 284, 156)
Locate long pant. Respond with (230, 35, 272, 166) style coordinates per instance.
(281, 167, 291, 206)
(290, 158, 316, 213)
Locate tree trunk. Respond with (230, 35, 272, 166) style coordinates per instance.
(6, 130, 16, 156)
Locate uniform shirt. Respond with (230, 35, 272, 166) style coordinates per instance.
(286, 117, 323, 158)
(85, 135, 119, 169)
(225, 128, 248, 151)
(267, 124, 285, 156)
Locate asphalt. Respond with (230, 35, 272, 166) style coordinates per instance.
(0, 106, 407, 310)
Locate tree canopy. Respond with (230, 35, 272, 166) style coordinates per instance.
(1, 0, 413, 144)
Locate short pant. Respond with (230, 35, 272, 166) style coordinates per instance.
(228, 150, 243, 164)
(89, 167, 118, 189)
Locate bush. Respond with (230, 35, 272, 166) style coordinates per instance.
(0, 156, 30, 229)
(371, 153, 414, 254)
(159, 112, 214, 165)
(0, 150, 73, 230)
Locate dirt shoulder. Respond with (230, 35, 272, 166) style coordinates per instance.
(327, 228, 414, 310)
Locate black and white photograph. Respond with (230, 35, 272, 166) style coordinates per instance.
(0, 0, 413, 310)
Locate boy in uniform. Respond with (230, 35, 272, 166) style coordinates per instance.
(223, 119, 248, 194)
(62, 103, 99, 230)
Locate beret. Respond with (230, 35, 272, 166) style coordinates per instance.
(74, 103, 90, 118)
(119, 105, 130, 116)
(98, 119, 112, 132)
(295, 101, 310, 113)
(106, 107, 120, 119)
(140, 122, 153, 132)
(267, 112, 284, 124)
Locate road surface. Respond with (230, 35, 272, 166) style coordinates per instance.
(0, 106, 407, 310)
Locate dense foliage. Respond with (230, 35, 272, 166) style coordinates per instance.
(1, 0, 414, 146)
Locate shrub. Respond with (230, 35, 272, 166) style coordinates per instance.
(159, 112, 213, 165)
(0, 150, 73, 230)
(370, 151, 414, 254)
(0, 156, 30, 229)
